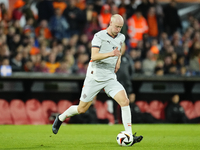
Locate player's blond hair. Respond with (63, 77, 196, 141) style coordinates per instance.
(110, 14, 124, 24)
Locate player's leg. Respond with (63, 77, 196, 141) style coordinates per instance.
(114, 90, 143, 144)
(59, 101, 93, 121)
(113, 90, 132, 134)
(52, 101, 93, 134)
(52, 76, 103, 134)
(104, 80, 143, 144)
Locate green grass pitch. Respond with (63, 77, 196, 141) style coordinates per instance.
(0, 124, 199, 150)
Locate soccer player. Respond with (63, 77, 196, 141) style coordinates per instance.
(52, 14, 143, 145)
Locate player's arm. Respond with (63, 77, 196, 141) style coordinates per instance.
(115, 55, 121, 73)
(91, 47, 120, 61)
(115, 43, 125, 73)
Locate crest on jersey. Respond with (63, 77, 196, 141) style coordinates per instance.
(120, 42, 122, 46)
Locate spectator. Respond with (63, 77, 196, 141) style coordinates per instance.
(142, 50, 156, 76)
(179, 66, 187, 76)
(39, 41, 50, 60)
(49, 8, 69, 40)
(61, 52, 75, 71)
(75, 52, 89, 74)
(151, 0, 164, 35)
(75, 45, 87, 58)
(189, 50, 200, 73)
(122, 0, 137, 19)
(55, 60, 71, 74)
(98, 4, 112, 30)
(28, 37, 40, 56)
(172, 34, 184, 57)
(137, 0, 150, 19)
(177, 55, 186, 70)
(171, 51, 177, 65)
(10, 52, 23, 72)
(77, 34, 90, 53)
(0, 2, 9, 21)
(147, 6, 158, 38)
(129, 49, 141, 62)
(63, 0, 84, 36)
(82, 1, 94, 23)
(36, 0, 54, 23)
(9, 34, 22, 53)
(0, 44, 10, 60)
(134, 60, 143, 74)
(56, 43, 65, 61)
(163, 0, 182, 36)
(23, 25, 35, 39)
(22, 1, 36, 26)
(23, 59, 34, 72)
(6, 26, 16, 49)
(13, 20, 23, 34)
(192, 19, 200, 33)
(83, 12, 101, 42)
(163, 55, 173, 74)
(118, 0, 127, 17)
(127, 8, 148, 48)
(1, 57, 10, 66)
(159, 40, 173, 59)
(155, 66, 164, 76)
(21, 45, 29, 64)
(93, 0, 103, 14)
(61, 38, 69, 49)
(168, 64, 177, 75)
(12, 0, 25, 21)
(45, 53, 60, 73)
(111, 4, 118, 15)
(34, 59, 49, 73)
(165, 94, 200, 123)
(52, 0, 67, 14)
(35, 20, 52, 40)
(76, 0, 86, 11)
(154, 59, 164, 76)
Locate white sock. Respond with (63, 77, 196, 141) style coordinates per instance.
(59, 105, 79, 122)
(121, 106, 132, 135)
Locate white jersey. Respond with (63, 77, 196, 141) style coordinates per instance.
(86, 30, 125, 81)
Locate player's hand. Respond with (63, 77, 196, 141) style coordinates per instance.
(111, 47, 121, 57)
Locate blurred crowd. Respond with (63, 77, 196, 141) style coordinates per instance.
(0, 0, 200, 76)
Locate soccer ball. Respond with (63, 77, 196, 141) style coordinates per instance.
(116, 131, 133, 147)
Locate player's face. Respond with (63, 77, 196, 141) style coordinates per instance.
(111, 22, 123, 36)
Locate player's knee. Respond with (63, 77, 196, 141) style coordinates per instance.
(77, 107, 87, 114)
(120, 98, 129, 107)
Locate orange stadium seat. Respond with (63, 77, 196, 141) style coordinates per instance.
(94, 100, 115, 124)
(0, 99, 13, 124)
(180, 100, 198, 119)
(10, 99, 30, 124)
(57, 100, 72, 123)
(194, 100, 200, 117)
(26, 99, 46, 124)
(135, 100, 149, 113)
(42, 100, 58, 124)
(148, 100, 165, 120)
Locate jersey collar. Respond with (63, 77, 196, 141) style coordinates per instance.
(106, 32, 118, 39)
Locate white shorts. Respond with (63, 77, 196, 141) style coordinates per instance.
(80, 76, 125, 102)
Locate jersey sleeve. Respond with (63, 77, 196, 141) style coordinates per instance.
(121, 34, 125, 43)
(91, 33, 102, 48)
